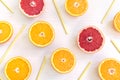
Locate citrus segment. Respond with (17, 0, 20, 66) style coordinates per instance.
(19, 0, 44, 17)
(0, 21, 13, 43)
(29, 21, 54, 47)
(98, 58, 120, 80)
(114, 12, 120, 32)
(5, 57, 32, 80)
(77, 26, 105, 53)
(65, 0, 88, 16)
(51, 48, 76, 73)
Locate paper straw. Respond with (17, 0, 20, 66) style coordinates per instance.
(111, 40, 120, 53)
(0, 25, 26, 64)
(78, 62, 91, 80)
(36, 56, 46, 80)
(53, 0, 68, 34)
(0, 0, 14, 14)
(101, 0, 116, 24)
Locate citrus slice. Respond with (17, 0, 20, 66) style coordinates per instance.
(98, 58, 120, 80)
(5, 56, 32, 80)
(19, 0, 44, 17)
(77, 26, 105, 54)
(51, 48, 76, 73)
(113, 12, 120, 32)
(0, 21, 13, 44)
(65, 0, 88, 16)
(29, 21, 55, 47)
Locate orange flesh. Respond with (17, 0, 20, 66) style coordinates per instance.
(5, 58, 31, 80)
(114, 12, 120, 32)
(99, 59, 120, 80)
(52, 49, 75, 72)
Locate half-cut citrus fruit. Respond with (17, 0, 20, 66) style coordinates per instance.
(65, 0, 88, 16)
(98, 58, 120, 80)
(51, 48, 76, 73)
(19, 0, 44, 17)
(77, 26, 105, 54)
(0, 21, 13, 44)
(113, 12, 120, 32)
(29, 21, 55, 47)
(5, 56, 32, 80)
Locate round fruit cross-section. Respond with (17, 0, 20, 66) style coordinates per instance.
(77, 26, 105, 54)
(5, 56, 32, 80)
(0, 21, 13, 44)
(51, 48, 76, 73)
(113, 12, 120, 32)
(19, 0, 44, 17)
(65, 0, 88, 16)
(29, 21, 55, 47)
(98, 58, 120, 80)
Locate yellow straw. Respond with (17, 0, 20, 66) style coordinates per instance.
(111, 40, 120, 53)
(101, 0, 116, 24)
(0, 25, 26, 64)
(0, 0, 14, 14)
(53, 0, 68, 34)
(36, 56, 46, 80)
(78, 62, 91, 80)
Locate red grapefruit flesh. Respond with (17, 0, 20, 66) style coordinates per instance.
(77, 26, 105, 53)
(19, 0, 44, 17)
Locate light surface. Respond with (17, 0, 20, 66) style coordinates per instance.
(0, 0, 120, 80)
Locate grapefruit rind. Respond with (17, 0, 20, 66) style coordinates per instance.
(19, 0, 45, 17)
(4, 56, 32, 80)
(113, 12, 120, 32)
(77, 26, 105, 54)
(98, 58, 120, 80)
(51, 48, 76, 74)
(29, 21, 55, 47)
(0, 21, 13, 44)
(65, 0, 88, 16)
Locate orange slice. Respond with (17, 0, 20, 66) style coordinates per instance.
(29, 21, 55, 47)
(65, 0, 88, 16)
(5, 56, 32, 80)
(98, 58, 120, 80)
(114, 12, 120, 32)
(0, 21, 13, 43)
(51, 48, 76, 73)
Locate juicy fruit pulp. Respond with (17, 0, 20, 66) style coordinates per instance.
(51, 48, 76, 73)
(0, 21, 13, 43)
(5, 57, 32, 80)
(99, 59, 120, 80)
(65, 0, 88, 16)
(114, 12, 120, 32)
(29, 21, 54, 47)
(20, 0, 44, 17)
(78, 27, 104, 53)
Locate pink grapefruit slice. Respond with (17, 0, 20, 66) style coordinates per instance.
(77, 26, 105, 54)
(19, 0, 44, 17)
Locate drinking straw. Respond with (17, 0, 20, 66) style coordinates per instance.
(0, 24, 26, 64)
(53, 0, 68, 34)
(0, 0, 14, 14)
(101, 0, 116, 24)
(78, 62, 91, 80)
(36, 56, 46, 80)
(111, 40, 120, 53)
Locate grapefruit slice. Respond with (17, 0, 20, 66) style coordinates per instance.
(29, 21, 55, 47)
(0, 21, 13, 44)
(113, 12, 120, 32)
(5, 56, 32, 80)
(98, 58, 120, 80)
(77, 26, 105, 53)
(51, 48, 76, 73)
(19, 0, 44, 17)
(65, 0, 88, 16)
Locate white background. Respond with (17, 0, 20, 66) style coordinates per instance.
(0, 0, 120, 80)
